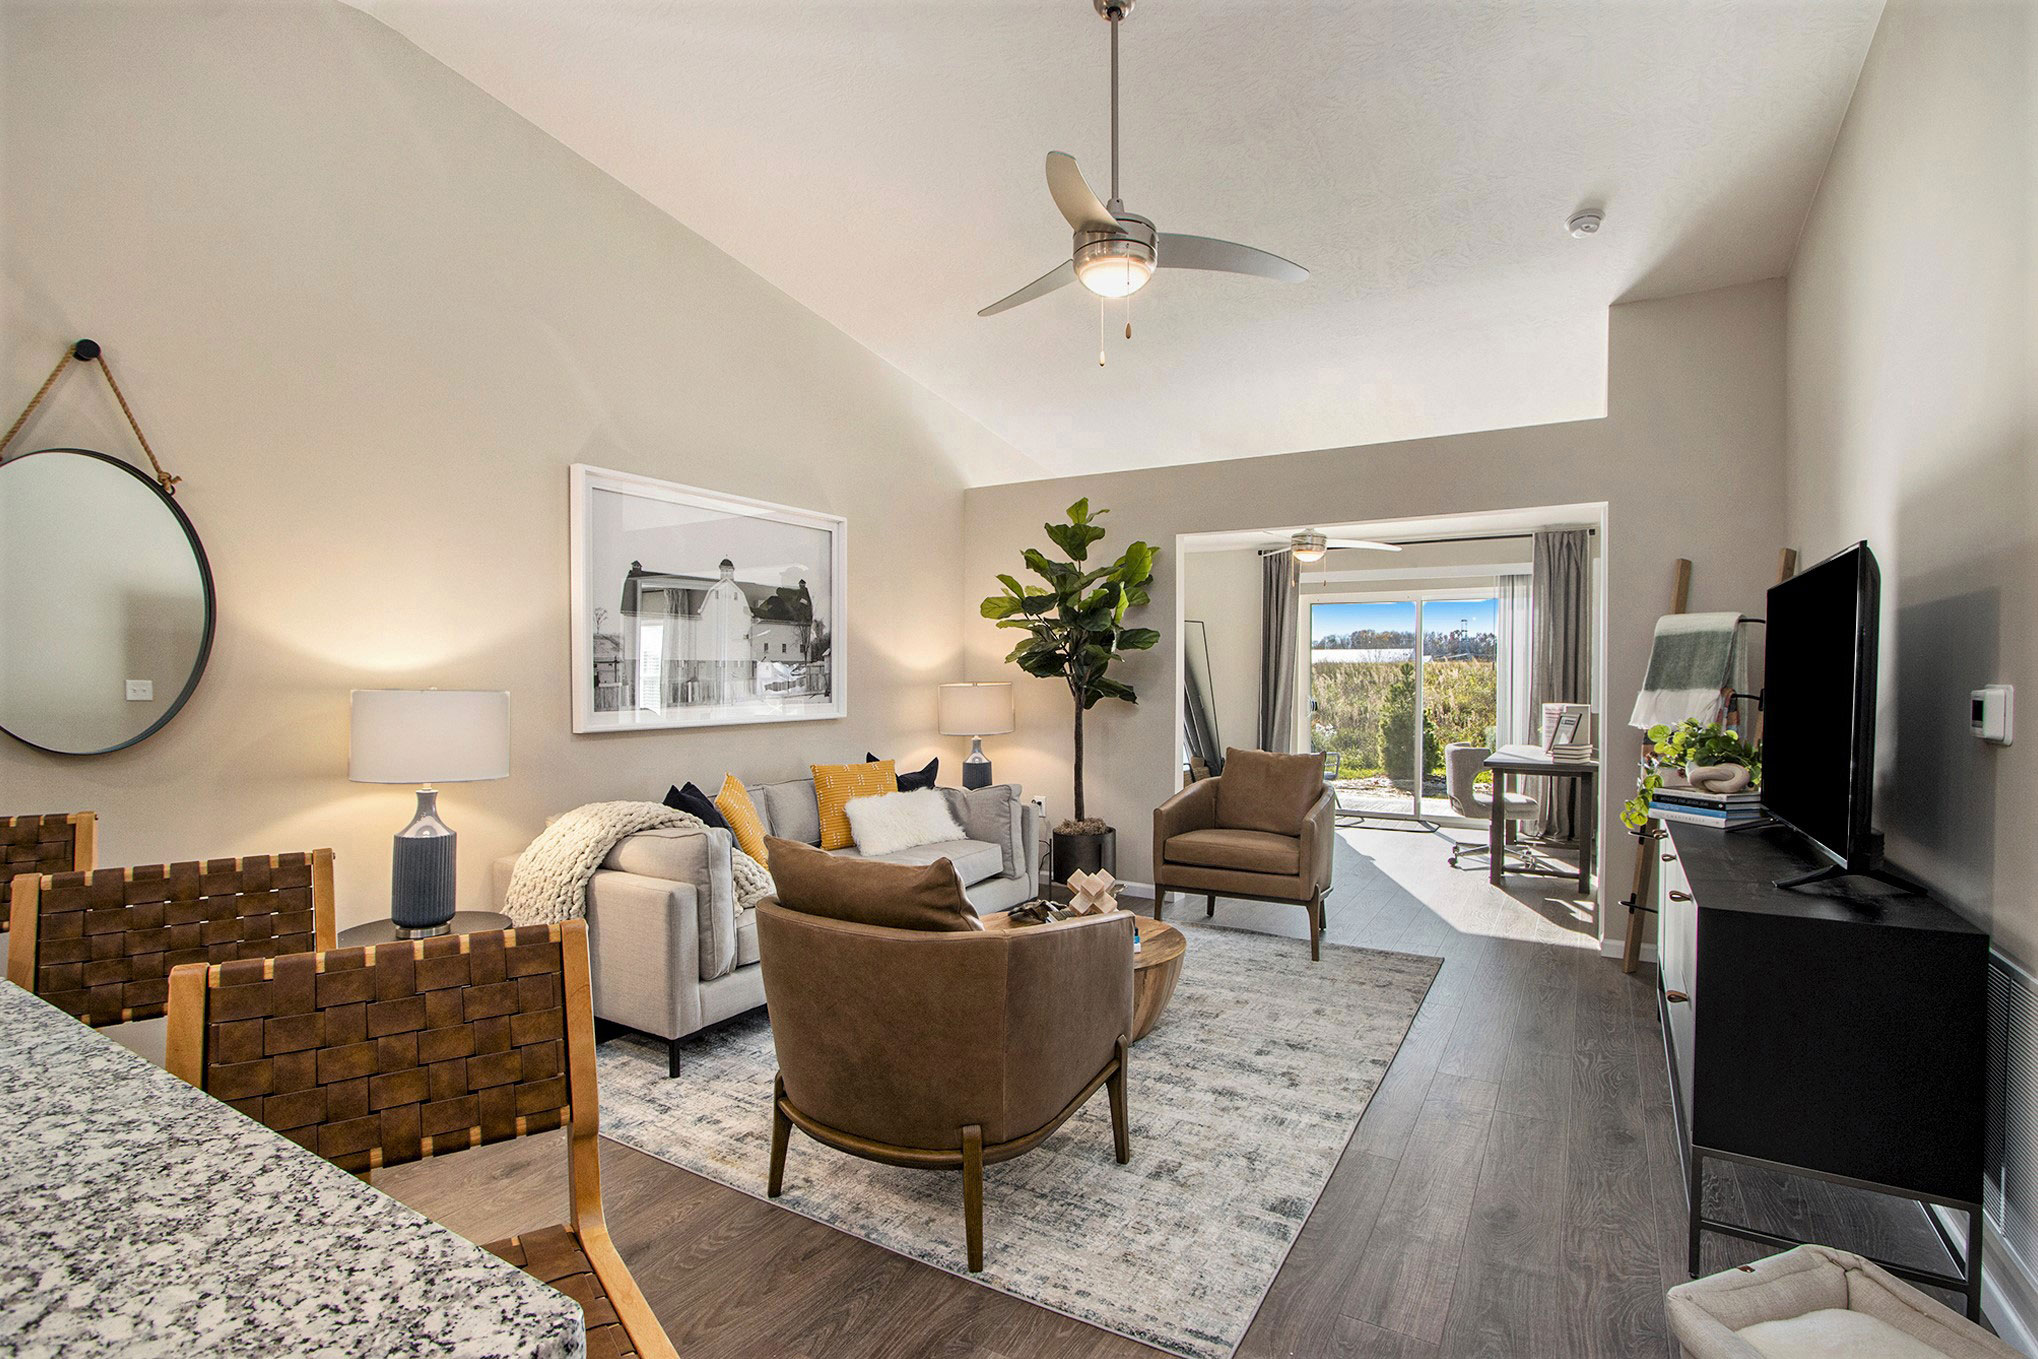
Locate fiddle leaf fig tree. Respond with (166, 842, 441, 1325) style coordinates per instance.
(981, 499, 1159, 826)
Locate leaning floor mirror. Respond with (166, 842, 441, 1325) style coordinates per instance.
(0, 448, 215, 755)
(1183, 618, 1224, 778)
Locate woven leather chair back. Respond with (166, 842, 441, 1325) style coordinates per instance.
(7, 850, 335, 1026)
(174, 923, 576, 1174)
(1, 813, 96, 928)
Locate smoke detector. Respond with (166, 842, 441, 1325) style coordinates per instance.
(1567, 209, 1605, 238)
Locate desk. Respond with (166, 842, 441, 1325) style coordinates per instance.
(0, 981, 585, 1358)
(1482, 748, 1599, 895)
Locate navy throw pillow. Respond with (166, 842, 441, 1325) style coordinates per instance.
(664, 781, 731, 831)
(868, 752, 939, 792)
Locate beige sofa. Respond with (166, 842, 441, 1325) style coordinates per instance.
(493, 779, 1041, 1076)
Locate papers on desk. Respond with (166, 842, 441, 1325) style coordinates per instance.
(1496, 742, 1597, 765)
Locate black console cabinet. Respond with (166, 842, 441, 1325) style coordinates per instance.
(1655, 821, 1990, 1316)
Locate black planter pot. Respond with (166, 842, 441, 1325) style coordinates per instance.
(1050, 827, 1116, 885)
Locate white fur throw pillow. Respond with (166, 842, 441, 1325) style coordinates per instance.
(845, 788, 967, 858)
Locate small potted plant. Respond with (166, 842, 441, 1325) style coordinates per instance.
(1621, 719, 1762, 830)
(980, 498, 1158, 882)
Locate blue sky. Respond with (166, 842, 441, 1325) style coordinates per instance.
(1310, 598, 1497, 646)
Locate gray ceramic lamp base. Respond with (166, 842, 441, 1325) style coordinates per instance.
(390, 788, 457, 934)
(963, 735, 993, 789)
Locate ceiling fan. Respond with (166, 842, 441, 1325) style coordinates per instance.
(1255, 531, 1403, 563)
(977, 0, 1309, 319)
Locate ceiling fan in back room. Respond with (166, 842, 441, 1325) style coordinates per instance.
(977, 0, 1310, 362)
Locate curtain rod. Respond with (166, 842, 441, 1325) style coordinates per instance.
(1379, 528, 1598, 548)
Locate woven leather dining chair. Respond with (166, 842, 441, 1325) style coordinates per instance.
(164, 919, 676, 1359)
(7, 850, 335, 1026)
(1, 812, 97, 930)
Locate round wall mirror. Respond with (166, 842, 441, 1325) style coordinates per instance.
(0, 448, 215, 755)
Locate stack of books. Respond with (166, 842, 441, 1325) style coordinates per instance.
(1540, 703, 1597, 762)
(1648, 787, 1765, 828)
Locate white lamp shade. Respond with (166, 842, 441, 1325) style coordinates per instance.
(350, 690, 510, 784)
(938, 682, 1015, 737)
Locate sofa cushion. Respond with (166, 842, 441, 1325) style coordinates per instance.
(1217, 748, 1326, 835)
(766, 836, 981, 932)
(812, 760, 898, 850)
(836, 837, 1004, 886)
(943, 783, 1023, 878)
(755, 779, 822, 847)
(1165, 827, 1302, 876)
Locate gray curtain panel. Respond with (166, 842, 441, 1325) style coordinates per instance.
(1258, 551, 1298, 752)
(1529, 530, 1590, 839)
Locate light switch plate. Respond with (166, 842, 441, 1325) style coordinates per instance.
(125, 679, 153, 702)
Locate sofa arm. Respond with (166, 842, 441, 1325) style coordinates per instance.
(604, 826, 740, 982)
(1300, 787, 1335, 892)
(583, 870, 703, 1041)
(1018, 796, 1043, 896)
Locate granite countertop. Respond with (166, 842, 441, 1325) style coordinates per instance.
(0, 982, 586, 1358)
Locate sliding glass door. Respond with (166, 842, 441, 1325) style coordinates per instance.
(1307, 594, 1501, 822)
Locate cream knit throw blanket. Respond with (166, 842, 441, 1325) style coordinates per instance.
(503, 800, 774, 926)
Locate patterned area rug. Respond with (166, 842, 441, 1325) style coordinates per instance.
(595, 918, 1441, 1359)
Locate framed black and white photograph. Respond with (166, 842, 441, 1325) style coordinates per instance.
(569, 464, 846, 732)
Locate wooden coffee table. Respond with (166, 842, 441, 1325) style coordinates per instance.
(1131, 918, 1186, 1043)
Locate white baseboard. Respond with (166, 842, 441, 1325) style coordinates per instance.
(1599, 936, 1659, 966)
(1932, 1206, 2038, 1355)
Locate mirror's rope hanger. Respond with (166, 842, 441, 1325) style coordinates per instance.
(0, 339, 182, 496)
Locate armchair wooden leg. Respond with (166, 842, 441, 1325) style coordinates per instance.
(768, 1073, 790, 1199)
(1154, 889, 1165, 921)
(1206, 892, 1216, 918)
(668, 1038, 684, 1080)
(1307, 892, 1322, 962)
(1107, 1037, 1130, 1165)
(962, 1124, 985, 1273)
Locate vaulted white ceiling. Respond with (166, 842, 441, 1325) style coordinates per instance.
(351, 0, 1881, 484)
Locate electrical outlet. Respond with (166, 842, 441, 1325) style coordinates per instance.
(125, 679, 153, 702)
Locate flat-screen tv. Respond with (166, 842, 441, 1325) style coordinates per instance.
(1760, 542, 1881, 873)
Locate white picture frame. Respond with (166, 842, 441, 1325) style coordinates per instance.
(569, 464, 847, 733)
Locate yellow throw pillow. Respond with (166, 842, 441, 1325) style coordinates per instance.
(812, 759, 897, 850)
(715, 775, 771, 866)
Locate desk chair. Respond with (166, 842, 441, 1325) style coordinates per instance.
(1439, 744, 1545, 871)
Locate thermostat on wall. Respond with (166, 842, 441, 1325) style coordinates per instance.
(1971, 685, 2013, 745)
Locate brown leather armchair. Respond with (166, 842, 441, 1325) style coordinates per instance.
(1153, 748, 1335, 959)
(755, 900, 1134, 1272)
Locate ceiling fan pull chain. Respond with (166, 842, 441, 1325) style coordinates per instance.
(1098, 298, 1109, 367)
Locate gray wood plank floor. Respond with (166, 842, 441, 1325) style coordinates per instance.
(380, 824, 1959, 1357)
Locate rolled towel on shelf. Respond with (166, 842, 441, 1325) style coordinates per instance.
(1629, 612, 1757, 731)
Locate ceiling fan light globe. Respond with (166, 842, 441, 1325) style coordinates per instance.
(1290, 531, 1329, 563)
(1075, 250, 1154, 299)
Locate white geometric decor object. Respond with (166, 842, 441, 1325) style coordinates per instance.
(1065, 868, 1121, 916)
(569, 464, 846, 733)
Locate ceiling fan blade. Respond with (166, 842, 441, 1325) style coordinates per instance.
(1046, 152, 1116, 232)
(977, 260, 1077, 317)
(1325, 539, 1402, 552)
(1158, 233, 1309, 283)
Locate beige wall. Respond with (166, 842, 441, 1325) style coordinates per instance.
(1784, 0, 2038, 959)
(963, 280, 1791, 942)
(1, 1, 1018, 928)
(1179, 549, 1262, 760)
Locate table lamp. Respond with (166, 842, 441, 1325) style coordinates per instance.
(938, 682, 1015, 790)
(349, 689, 509, 936)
